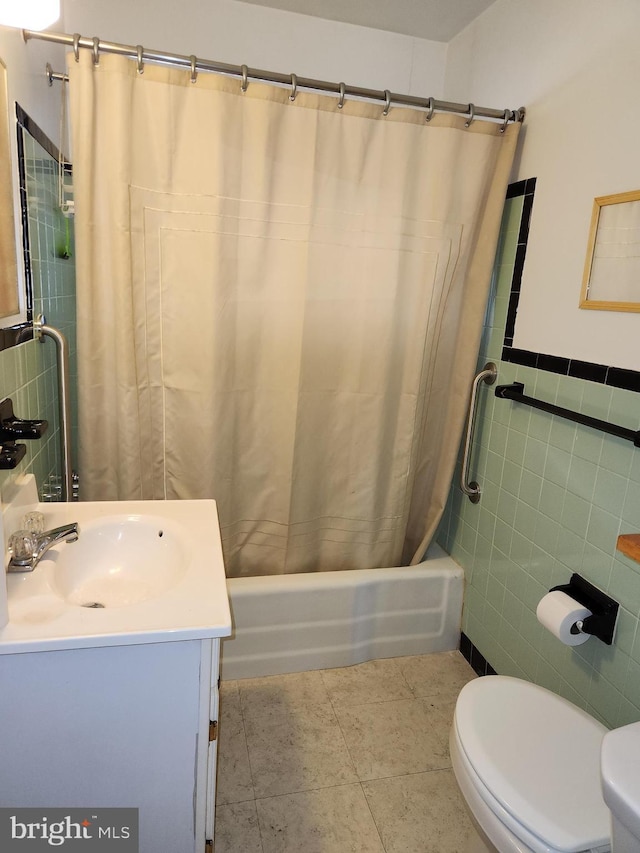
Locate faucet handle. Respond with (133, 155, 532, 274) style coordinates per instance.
(8, 529, 38, 566)
(23, 511, 45, 535)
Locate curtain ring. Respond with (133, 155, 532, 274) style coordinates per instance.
(337, 82, 346, 109)
(72, 33, 81, 63)
(240, 64, 248, 93)
(136, 45, 144, 75)
(500, 108, 511, 134)
(92, 36, 100, 66)
(190, 55, 198, 83)
(465, 103, 475, 127)
(289, 73, 297, 102)
(425, 96, 435, 122)
(383, 89, 391, 116)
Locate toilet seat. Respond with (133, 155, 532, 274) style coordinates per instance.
(453, 676, 610, 853)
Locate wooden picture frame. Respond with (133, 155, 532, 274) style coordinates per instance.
(579, 189, 640, 313)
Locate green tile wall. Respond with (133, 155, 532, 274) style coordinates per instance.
(0, 130, 77, 499)
(438, 195, 640, 729)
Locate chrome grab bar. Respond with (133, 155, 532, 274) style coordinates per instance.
(460, 362, 497, 504)
(34, 314, 73, 502)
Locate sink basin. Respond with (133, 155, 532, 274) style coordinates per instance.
(45, 515, 189, 608)
(0, 475, 232, 654)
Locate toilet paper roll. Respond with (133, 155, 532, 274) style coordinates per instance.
(536, 591, 592, 646)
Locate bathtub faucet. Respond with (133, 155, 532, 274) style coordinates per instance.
(7, 522, 80, 572)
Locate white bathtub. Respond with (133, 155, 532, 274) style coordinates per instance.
(220, 543, 464, 680)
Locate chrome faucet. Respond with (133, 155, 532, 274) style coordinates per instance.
(7, 522, 80, 572)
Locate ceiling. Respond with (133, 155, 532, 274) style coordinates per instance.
(234, 0, 498, 41)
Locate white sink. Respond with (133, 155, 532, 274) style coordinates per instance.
(47, 514, 189, 608)
(0, 476, 231, 654)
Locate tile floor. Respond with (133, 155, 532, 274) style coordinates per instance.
(214, 650, 477, 853)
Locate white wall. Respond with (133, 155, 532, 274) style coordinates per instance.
(15, 1, 639, 371)
(0, 27, 63, 141)
(0, 1, 445, 324)
(62, 0, 446, 98)
(445, 0, 640, 372)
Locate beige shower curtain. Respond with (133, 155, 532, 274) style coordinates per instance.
(68, 51, 518, 577)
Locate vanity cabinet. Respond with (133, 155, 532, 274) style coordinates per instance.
(0, 637, 221, 852)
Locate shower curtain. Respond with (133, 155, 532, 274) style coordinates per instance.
(68, 52, 519, 577)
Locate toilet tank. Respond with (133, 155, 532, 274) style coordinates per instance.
(601, 721, 640, 852)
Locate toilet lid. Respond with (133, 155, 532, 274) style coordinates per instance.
(455, 676, 610, 853)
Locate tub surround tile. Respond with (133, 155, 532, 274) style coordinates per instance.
(609, 560, 640, 618)
(256, 784, 385, 853)
(593, 468, 627, 517)
(0, 113, 78, 497)
(362, 769, 473, 853)
(459, 632, 497, 677)
(451, 182, 640, 729)
(568, 359, 608, 384)
(502, 349, 640, 394)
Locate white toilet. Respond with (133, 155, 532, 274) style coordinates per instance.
(450, 675, 629, 853)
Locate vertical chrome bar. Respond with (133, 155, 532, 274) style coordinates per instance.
(34, 314, 73, 502)
(460, 362, 497, 503)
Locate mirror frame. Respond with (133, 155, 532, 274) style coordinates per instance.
(0, 104, 69, 351)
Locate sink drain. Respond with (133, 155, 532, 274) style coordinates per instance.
(82, 602, 105, 609)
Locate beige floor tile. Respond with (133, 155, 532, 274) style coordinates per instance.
(428, 694, 458, 741)
(238, 670, 330, 713)
(243, 700, 358, 798)
(336, 696, 451, 781)
(217, 654, 475, 851)
(217, 681, 255, 805)
(256, 784, 385, 853)
(321, 658, 414, 707)
(363, 769, 473, 853)
(397, 651, 477, 700)
(215, 800, 263, 853)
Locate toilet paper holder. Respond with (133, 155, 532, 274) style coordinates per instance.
(549, 574, 619, 645)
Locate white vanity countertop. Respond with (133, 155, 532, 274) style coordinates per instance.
(0, 495, 232, 655)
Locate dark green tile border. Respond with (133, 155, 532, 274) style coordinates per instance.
(460, 632, 498, 677)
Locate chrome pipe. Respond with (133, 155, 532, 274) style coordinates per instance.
(460, 362, 497, 504)
(34, 314, 73, 502)
(23, 29, 526, 125)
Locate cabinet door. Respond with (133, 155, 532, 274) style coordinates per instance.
(0, 641, 203, 852)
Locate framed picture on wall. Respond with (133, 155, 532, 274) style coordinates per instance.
(579, 189, 640, 313)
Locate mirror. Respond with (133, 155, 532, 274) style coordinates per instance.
(0, 58, 20, 320)
(579, 189, 640, 313)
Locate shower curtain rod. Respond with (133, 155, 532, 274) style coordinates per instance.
(23, 29, 525, 126)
